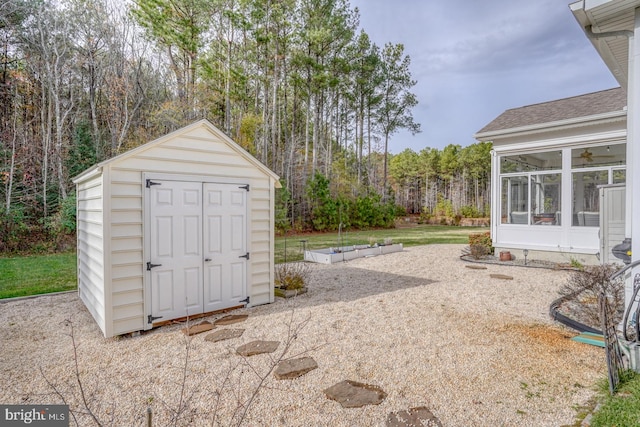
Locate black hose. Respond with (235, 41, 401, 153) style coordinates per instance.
(549, 293, 602, 334)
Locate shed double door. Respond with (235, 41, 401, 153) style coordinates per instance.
(148, 180, 247, 323)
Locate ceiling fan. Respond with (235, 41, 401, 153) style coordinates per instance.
(580, 148, 594, 162)
(577, 148, 616, 163)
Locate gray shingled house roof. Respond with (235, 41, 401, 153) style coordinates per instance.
(476, 87, 626, 135)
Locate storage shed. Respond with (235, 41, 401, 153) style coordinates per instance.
(72, 120, 281, 337)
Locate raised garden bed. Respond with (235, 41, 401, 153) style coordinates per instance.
(304, 243, 403, 264)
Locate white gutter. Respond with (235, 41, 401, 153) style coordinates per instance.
(585, 25, 633, 39)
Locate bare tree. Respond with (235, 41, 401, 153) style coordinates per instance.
(22, 2, 78, 209)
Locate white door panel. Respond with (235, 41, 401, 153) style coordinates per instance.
(149, 180, 247, 323)
(150, 180, 203, 322)
(203, 183, 247, 312)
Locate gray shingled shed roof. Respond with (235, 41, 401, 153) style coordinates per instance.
(476, 87, 625, 136)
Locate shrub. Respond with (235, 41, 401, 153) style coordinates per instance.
(469, 244, 489, 260)
(42, 193, 77, 251)
(569, 257, 584, 270)
(558, 263, 623, 329)
(394, 205, 407, 218)
(435, 196, 454, 217)
(469, 232, 493, 255)
(0, 207, 31, 252)
(305, 174, 398, 231)
(275, 262, 311, 290)
(460, 205, 480, 218)
(306, 173, 338, 231)
(418, 209, 431, 224)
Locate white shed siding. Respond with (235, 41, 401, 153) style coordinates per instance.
(76, 174, 106, 335)
(107, 172, 145, 336)
(74, 120, 278, 337)
(107, 124, 275, 334)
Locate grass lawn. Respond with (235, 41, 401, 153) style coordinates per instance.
(0, 225, 488, 299)
(275, 225, 488, 263)
(589, 372, 640, 426)
(0, 252, 77, 299)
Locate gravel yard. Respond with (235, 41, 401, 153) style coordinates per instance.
(0, 244, 604, 426)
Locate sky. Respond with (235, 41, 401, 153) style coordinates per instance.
(348, 0, 619, 153)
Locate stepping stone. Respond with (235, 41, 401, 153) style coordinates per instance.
(182, 321, 213, 336)
(214, 314, 249, 326)
(236, 340, 279, 357)
(324, 380, 387, 408)
(274, 357, 318, 379)
(205, 329, 245, 343)
(386, 406, 443, 427)
(490, 273, 513, 280)
(465, 264, 487, 270)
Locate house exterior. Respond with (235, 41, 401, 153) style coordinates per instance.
(569, 0, 640, 331)
(475, 88, 627, 264)
(73, 120, 280, 338)
(476, 0, 640, 320)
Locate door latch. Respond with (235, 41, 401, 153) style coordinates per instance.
(205, 258, 212, 262)
(147, 262, 162, 271)
(239, 252, 250, 260)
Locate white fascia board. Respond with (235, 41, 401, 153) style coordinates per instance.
(570, 0, 626, 13)
(72, 166, 102, 184)
(587, 0, 640, 11)
(584, 0, 618, 10)
(569, 0, 583, 11)
(474, 110, 626, 141)
(574, 0, 640, 14)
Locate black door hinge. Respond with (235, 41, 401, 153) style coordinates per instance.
(147, 262, 162, 271)
(146, 179, 161, 188)
(239, 252, 250, 260)
(148, 315, 163, 324)
(240, 296, 250, 305)
(239, 184, 249, 191)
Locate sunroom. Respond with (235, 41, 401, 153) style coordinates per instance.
(475, 88, 627, 264)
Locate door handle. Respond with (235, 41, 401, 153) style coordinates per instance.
(205, 258, 212, 262)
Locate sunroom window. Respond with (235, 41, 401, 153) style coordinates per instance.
(571, 144, 626, 227)
(531, 174, 561, 225)
(500, 150, 562, 225)
(501, 176, 528, 224)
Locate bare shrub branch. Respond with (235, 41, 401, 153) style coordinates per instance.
(42, 310, 315, 426)
(275, 262, 311, 290)
(559, 264, 624, 327)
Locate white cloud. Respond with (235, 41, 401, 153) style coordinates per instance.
(349, 0, 619, 151)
